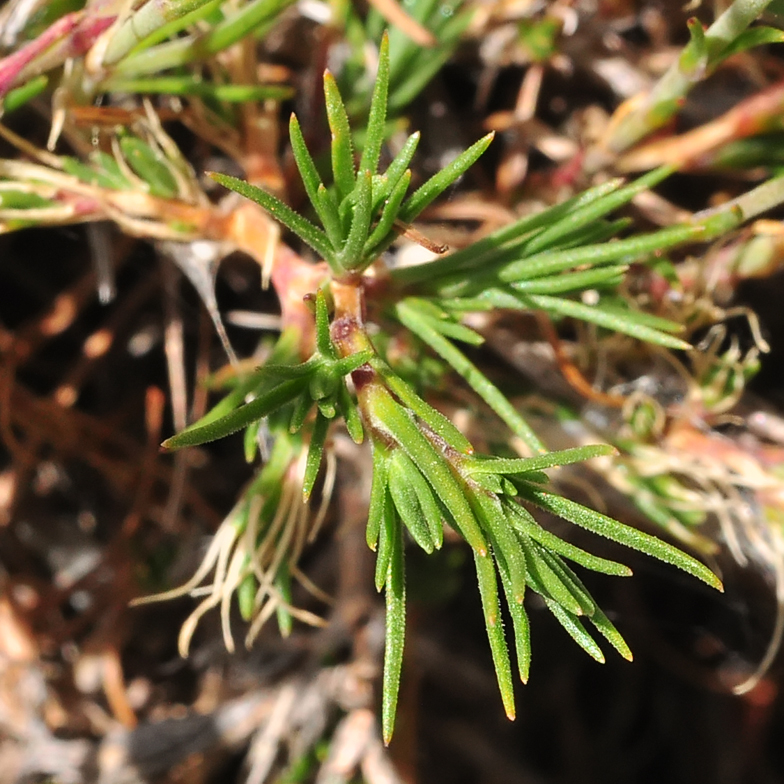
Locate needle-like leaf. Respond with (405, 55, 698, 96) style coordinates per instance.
(368, 384, 488, 554)
(396, 300, 545, 454)
(520, 487, 724, 591)
(359, 32, 391, 176)
(398, 133, 495, 223)
(162, 378, 308, 450)
(302, 411, 330, 502)
(468, 445, 615, 476)
(388, 450, 436, 553)
(474, 551, 516, 719)
(368, 442, 391, 551)
(382, 512, 406, 745)
(324, 71, 356, 201)
(339, 169, 373, 270)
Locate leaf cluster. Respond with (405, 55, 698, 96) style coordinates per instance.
(212, 33, 493, 277)
(150, 22, 736, 745)
(362, 385, 721, 741)
(164, 291, 369, 497)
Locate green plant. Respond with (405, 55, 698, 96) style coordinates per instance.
(5, 0, 784, 757)
(604, 0, 783, 155)
(153, 33, 733, 744)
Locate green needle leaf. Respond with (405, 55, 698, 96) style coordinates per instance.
(103, 77, 292, 102)
(382, 512, 406, 745)
(332, 350, 376, 376)
(243, 420, 262, 463)
(470, 489, 527, 604)
(237, 571, 257, 622)
(520, 487, 724, 591)
(517, 293, 691, 349)
(469, 445, 615, 476)
(397, 449, 444, 550)
(521, 166, 673, 255)
(589, 606, 634, 661)
(3, 75, 48, 114)
(315, 289, 335, 358)
(371, 359, 474, 454)
(380, 132, 420, 204)
(398, 133, 495, 223)
(359, 31, 390, 175)
(368, 441, 392, 551)
(162, 378, 308, 449)
(368, 385, 487, 554)
(543, 599, 605, 663)
(510, 265, 628, 295)
(718, 25, 784, 62)
(375, 492, 395, 592)
(275, 565, 294, 637)
(289, 392, 313, 433)
(391, 178, 624, 286)
(504, 501, 632, 577)
(589, 605, 633, 661)
(474, 551, 516, 719)
(302, 412, 330, 502)
(388, 451, 436, 553)
(337, 382, 364, 444)
(120, 137, 178, 198)
(521, 536, 585, 616)
(538, 548, 597, 617)
(410, 466, 444, 551)
(396, 300, 545, 454)
(498, 224, 705, 283)
(324, 71, 356, 200)
(315, 185, 343, 248)
(405, 298, 485, 345)
(289, 114, 334, 238)
(339, 169, 373, 270)
(364, 170, 412, 256)
(495, 549, 532, 683)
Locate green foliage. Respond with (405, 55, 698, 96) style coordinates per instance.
(606, 0, 777, 152)
(163, 32, 731, 744)
(4, 0, 784, 763)
(163, 292, 371, 451)
(339, 0, 472, 118)
(212, 33, 493, 276)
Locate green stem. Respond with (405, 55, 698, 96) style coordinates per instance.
(607, 0, 772, 153)
(111, 0, 294, 76)
(102, 0, 214, 66)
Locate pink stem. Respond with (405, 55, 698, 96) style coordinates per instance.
(0, 10, 116, 97)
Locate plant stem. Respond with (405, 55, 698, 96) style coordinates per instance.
(102, 0, 214, 67)
(111, 0, 294, 76)
(606, 0, 772, 154)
